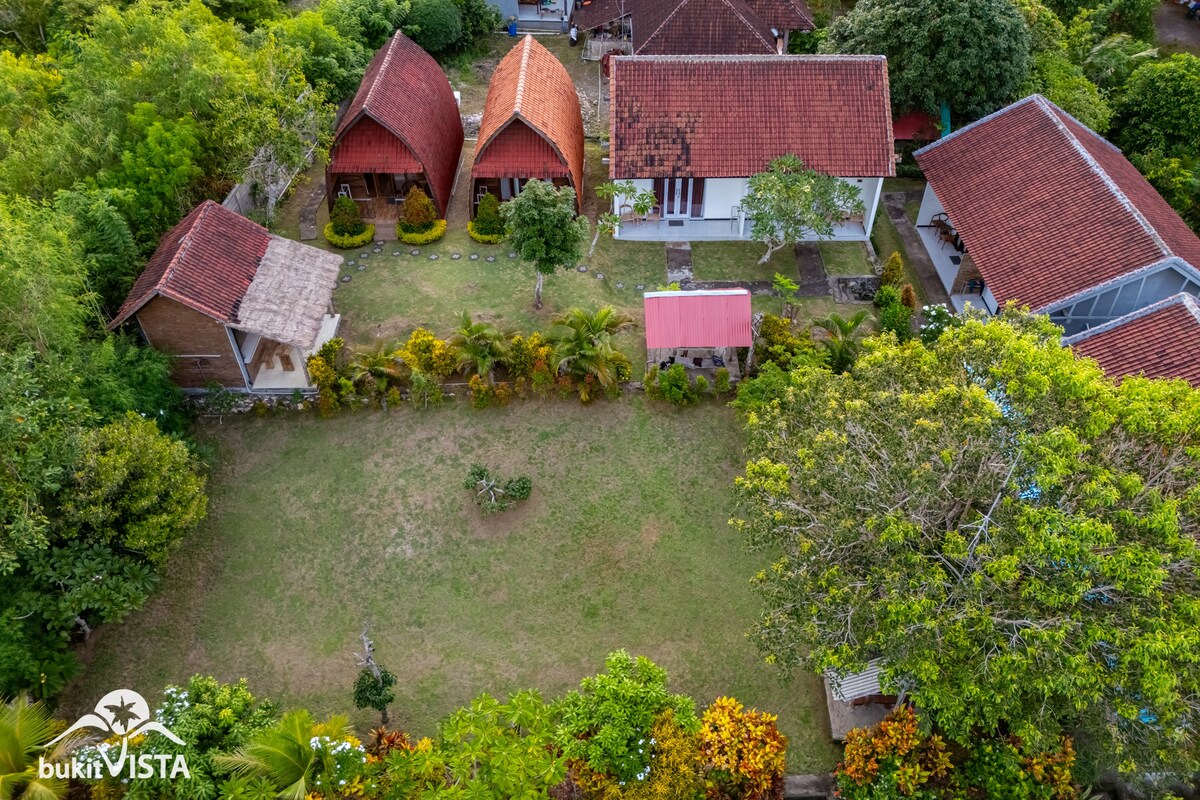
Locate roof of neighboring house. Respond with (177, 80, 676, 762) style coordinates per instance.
(915, 95, 1200, 311)
(1067, 293, 1200, 387)
(110, 201, 343, 349)
(473, 36, 585, 209)
(610, 55, 895, 178)
(828, 659, 883, 703)
(633, 0, 779, 55)
(330, 33, 464, 217)
(573, 0, 813, 38)
(643, 289, 753, 348)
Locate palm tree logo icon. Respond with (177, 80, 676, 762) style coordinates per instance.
(47, 689, 185, 776)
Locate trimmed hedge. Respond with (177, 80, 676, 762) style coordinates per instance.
(324, 222, 376, 249)
(467, 221, 506, 244)
(397, 219, 447, 245)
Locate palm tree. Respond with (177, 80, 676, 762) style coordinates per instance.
(814, 310, 871, 374)
(0, 697, 74, 800)
(216, 710, 353, 800)
(552, 306, 635, 395)
(448, 312, 508, 383)
(347, 340, 406, 390)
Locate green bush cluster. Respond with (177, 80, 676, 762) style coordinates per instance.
(330, 195, 366, 236)
(874, 280, 917, 343)
(463, 463, 533, 514)
(323, 221, 376, 249)
(397, 218, 446, 245)
(398, 186, 437, 234)
(467, 221, 506, 244)
(758, 313, 815, 368)
(472, 192, 505, 236)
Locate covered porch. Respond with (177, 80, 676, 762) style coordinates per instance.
(914, 186, 997, 314)
(644, 289, 752, 381)
(617, 216, 870, 243)
(238, 314, 341, 393)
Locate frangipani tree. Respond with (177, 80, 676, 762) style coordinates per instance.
(742, 155, 864, 264)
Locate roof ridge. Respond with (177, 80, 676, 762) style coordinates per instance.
(719, 0, 776, 49)
(514, 35, 532, 115)
(1036, 96, 1171, 259)
(913, 94, 1041, 156)
(1064, 291, 1200, 344)
(641, 0, 691, 52)
(363, 35, 399, 113)
(162, 201, 212, 292)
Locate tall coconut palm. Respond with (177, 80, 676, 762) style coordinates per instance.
(0, 697, 73, 800)
(449, 312, 509, 383)
(814, 310, 871, 374)
(216, 710, 353, 800)
(348, 340, 406, 390)
(552, 306, 635, 394)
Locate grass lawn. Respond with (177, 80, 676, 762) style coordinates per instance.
(869, 206, 927, 305)
(69, 399, 842, 773)
(690, 241, 790, 283)
(818, 242, 872, 276)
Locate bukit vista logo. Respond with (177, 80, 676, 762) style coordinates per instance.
(40, 689, 191, 781)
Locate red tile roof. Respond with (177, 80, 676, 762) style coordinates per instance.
(644, 289, 753, 348)
(473, 36, 585, 210)
(574, 0, 813, 39)
(330, 116, 421, 174)
(109, 201, 271, 327)
(331, 33, 464, 217)
(609, 55, 895, 178)
(634, 0, 778, 55)
(915, 95, 1200, 310)
(1068, 293, 1200, 387)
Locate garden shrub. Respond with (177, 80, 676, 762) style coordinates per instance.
(642, 366, 661, 400)
(531, 358, 555, 397)
(464, 464, 532, 514)
(613, 352, 632, 383)
(385, 386, 402, 409)
(873, 284, 901, 309)
(399, 186, 437, 233)
(472, 192, 505, 236)
(513, 376, 528, 399)
(713, 367, 731, 395)
(397, 218, 446, 245)
(506, 332, 548, 380)
(879, 302, 914, 342)
(919, 303, 960, 346)
(837, 707, 952, 799)
(408, 371, 444, 409)
(251, 400, 269, 417)
(493, 381, 512, 406)
(656, 363, 698, 406)
(557, 650, 699, 785)
(306, 353, 339, 391)
(900, 283, 918, 310)
(585, 710, 704, 800)
(880, 250, 904, 286)
(398, 329, 457, 378)
(699, 696, 788, 800)
(757, 314, 813, 368)
(694, 375, 709, 395)
(468, 373, 494, 408)
(467, 222, 505, 244)
(317, 387, 338, 417)
(323, 221, 376, 249)
(330, 195, 365, 236)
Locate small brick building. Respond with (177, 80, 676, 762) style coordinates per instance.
(470, 35, 585, 217)
(326, 33, 464, 221)
(109, 201, 343, 393)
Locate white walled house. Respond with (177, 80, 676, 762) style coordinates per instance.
(913, 95, 1200, 341)
(607, 54, 895, 242)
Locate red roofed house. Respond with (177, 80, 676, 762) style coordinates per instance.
(471, 35, 585, 216)
(608, 54, 895, 241)
(326, 33, 464, 222)
(913, 95, 1200, 330)
(644, 288, 753, 378)
(573, 0, 814, 59)
(109, 201, 343, 393)
(1066, 293, 1200, 387)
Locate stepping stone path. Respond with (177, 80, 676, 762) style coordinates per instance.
(298, 178, 325, 240)
(577, 265, 588, 272)
(794, 243, 831, 297)
(470, 254, 480, 260)
(411, 249, 421, 256)
(666, 241, 695, 285)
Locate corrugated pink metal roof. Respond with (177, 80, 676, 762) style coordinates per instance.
(644, 289, 753, 348)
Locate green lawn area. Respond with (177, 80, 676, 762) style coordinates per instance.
(690, 241, 790, 283)
(870, 205, 927, 305)
(70, 399, 842, 773)
(818, 242, 872, 276)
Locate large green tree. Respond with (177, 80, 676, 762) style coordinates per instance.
(499, 179, 588, 310)
(732, 311, 1200, 780)
(1112, 53, 1200, 157)
(821, 0, 1031, 121)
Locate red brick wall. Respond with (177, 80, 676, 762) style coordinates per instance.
(136, 296, 246, 389)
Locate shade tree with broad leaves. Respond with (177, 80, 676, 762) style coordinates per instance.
(731, 309, 1200, 783)
(499, 179, 589, 310)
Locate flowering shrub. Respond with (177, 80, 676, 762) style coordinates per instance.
(468, 373, 494, 408)
(700, 696, 788, 800)
(837, 707, 952, 799)
(397, 329, 457, 378)
(396, 218, 446, 245)
(918, 304, 960, 346)
(307, 734, 370, 797)
(584, 710, 704, 800)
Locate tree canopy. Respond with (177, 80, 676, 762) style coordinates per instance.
(821, 0, 1031, 121)
(732, 310, 1200, 780)
(499, 179, 588, 309)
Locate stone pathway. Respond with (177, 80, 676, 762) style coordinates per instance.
(665, 241, 694, 284)
(298, 177, 326, 240)
(882, 192, 951, 307)
(794, 242, 831, 296)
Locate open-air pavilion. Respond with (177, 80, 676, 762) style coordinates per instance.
(643, 288, 753, 380)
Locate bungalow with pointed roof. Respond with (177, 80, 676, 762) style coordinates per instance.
(326, 33, 464, 222)
(573, 0, 814, 58)
(109, 201, 343, 393)
(471, 35, 585, 216)
(608, 54, 895, 242)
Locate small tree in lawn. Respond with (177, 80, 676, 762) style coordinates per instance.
(501, 179, 589, 309)
(742, 155, 865, 265)
(772, 272, 800, 319)
(353, 626, 396, 726)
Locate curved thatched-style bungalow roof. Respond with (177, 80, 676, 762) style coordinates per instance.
(328, 33, 464, 218)
(472, 35, 585, 212)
